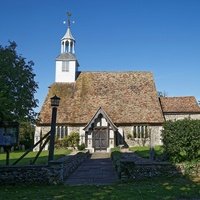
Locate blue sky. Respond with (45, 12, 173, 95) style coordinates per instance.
(1, 0, 200, 112)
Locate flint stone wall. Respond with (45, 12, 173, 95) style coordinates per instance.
(0, 151, 89, 185)
(111, 152, 200, 180)
(116, 160, 200, 180)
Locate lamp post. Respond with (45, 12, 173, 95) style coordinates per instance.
(48, 95, 60, 162)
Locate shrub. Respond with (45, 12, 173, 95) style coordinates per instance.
(55, 132, 80, 149)
(77, 143, 86, 151)
(55, 139, 64, 149)
(127, 133, 133, 140)
(111, 151, 122, 177)
(111, 146, 121, 152)
(64, 132, 80, 149)
(162, 119, 200, 163)
(19, 122, 34, 149)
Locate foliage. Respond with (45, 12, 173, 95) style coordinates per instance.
(18, 122, 34, 149)
(77, 143, 86, 151)
(111, 146, 121, 152)
(55, 132, 80, 149)
(0, 177, 200, 199)
(0, 149, 71, 166)
(65, 132, 80, 149)
(181, 160, 200, 176)
(157, 91, 168, 97)
(111, 150, 121, 163)
(111, 150, 122, 177)
(126, 133, 133, 140)
(54, 139, 65, 149)
(162, 119, 200, 163)
(0, 41, 38, 122)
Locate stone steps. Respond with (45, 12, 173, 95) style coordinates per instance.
(65, 152, 118, 185)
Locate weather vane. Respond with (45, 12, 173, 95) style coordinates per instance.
(63, 12, 75, 27)
(67, 12, 72, 27)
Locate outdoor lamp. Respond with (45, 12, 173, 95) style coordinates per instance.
(50, 95, 60, 107)
(48, 95, 60, 162)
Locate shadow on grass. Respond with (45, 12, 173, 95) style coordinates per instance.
(0, 176, 199, 200)
(0, 151, 199, 199)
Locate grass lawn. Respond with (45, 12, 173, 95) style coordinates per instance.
(0, 149, 71, 166)
(129, 145, 164, 159)
(0, 177, 199, 200)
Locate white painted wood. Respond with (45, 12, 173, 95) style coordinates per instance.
(79, 127, 85, 145)
(55, 60, 77, 82)
(33, 126, 41, 152)
(101, 117, 107, 126)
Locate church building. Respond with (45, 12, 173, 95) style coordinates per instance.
(34, 17, 200, 152)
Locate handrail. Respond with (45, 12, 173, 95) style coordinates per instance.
(31, 136, 50, 165)
(12, 131, 51, 165)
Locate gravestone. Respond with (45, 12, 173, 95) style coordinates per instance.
(21, 145, 25, 151)
(0, 147, 4, 153)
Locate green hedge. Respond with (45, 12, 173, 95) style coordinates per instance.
(55, 132, 80, 149)
(111, 151, 122, 178)
(162, 119, 200, 163)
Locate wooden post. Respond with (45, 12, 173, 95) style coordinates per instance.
(48, 107, 58, 162)
(3, 146, 11, 166)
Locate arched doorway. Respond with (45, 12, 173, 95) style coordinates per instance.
(93, 115, 109, 151)
(84, 107, 117, 152)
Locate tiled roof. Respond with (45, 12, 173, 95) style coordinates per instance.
(56, 53, 77, 61)
(38, 72, 164, 125)
(160, 96, 200, 113)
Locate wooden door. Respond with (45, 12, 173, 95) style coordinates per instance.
(93, 128, 108, 151)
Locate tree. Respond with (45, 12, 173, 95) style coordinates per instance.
(157, 91, 168, 97)
(19, 122, 35, 149)
(0, 42, 38, 122)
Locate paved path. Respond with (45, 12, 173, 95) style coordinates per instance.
(65, 152, 118, 185)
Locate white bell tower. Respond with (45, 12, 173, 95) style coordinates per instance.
(55, 12, 79, 83)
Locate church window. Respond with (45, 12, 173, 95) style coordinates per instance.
(56, 126, 68, 139)
(64, 126, 68, 137)
(145, 126, 148, 138)
(62, 61, 69, 72)
(133, 126, 137, 138)
(56, 126, 61, 139)
(141, 126, 144, 138)
(138, 126, 141, 138)
(61, 126, 64, 138)
(133, 125, 149, 139)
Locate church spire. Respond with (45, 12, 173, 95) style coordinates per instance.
(55, 12, 79, 83)
(61, 12, 75, 54)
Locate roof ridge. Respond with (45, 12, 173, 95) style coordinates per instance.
(79, 71, 153, 73)
(160, 96, 195, 98)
